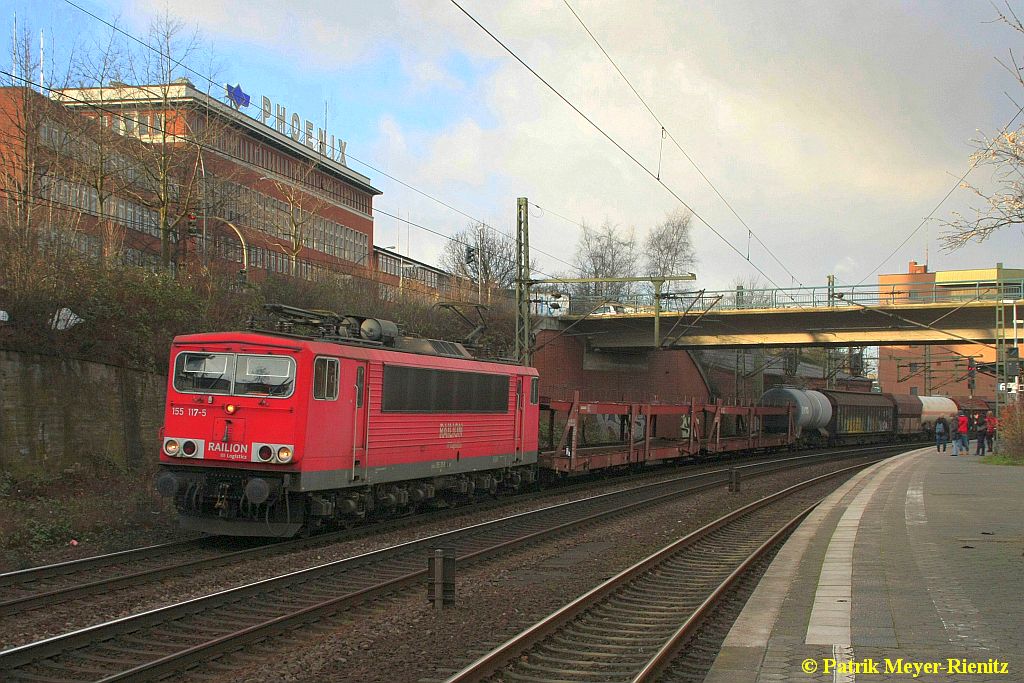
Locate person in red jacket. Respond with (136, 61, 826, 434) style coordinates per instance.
(986, 411, 998, 453)
(956, 412, 970, 455)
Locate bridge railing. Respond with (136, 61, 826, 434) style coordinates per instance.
(563, 279, 1024, 316)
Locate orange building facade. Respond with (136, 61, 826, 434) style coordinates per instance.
(877, 261, 1023, 400)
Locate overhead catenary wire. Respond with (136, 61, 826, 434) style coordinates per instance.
(343, 152, 580, 273)
(57, 0, 583, 277)
(448, 0, 806, 308)
(528, 201, 589, 231)
(559, 0, 804, 287)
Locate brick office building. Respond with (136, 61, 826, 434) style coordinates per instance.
(0, 86, 139, 262)
(48, 80, 382, 280)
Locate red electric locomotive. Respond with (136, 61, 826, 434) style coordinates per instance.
(156, 306, 539, 536)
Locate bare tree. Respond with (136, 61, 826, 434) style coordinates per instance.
(0, 26, 82, 299)
(439, 223, 519, 295)
(112, 11, 219, 272)
(726, 275, 776, 309)
(66, 25, 133, 266)
(644, 208, 696, 280)
(570, 219, 640, 299)
(942, 4, 1024, 249)
(259, 161, 329, 277)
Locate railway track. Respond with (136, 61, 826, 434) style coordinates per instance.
(443, 463, 862, 683)
(0, 445, 890, 621)
(0, 447, 891, 682)
(0, 537, 244, 616)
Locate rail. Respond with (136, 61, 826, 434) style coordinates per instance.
(0, 448, 888, 680)
(443, 460, 877, 682)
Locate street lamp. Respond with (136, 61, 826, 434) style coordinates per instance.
(221, 219, 249, 283)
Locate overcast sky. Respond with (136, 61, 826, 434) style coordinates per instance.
(9, 0, 1024, 290)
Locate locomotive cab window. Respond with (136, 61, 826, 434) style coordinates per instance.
(530, 377, 539, 404)
(313, 357, 339, 401)
(174, 353, 232, 394)
(173, 352, 295, 398)
(234, 355, 295, 397)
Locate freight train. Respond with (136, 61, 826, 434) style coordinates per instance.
(759, 387, 962, 444)
(155, 306, 944, 537)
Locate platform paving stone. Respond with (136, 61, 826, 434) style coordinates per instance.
(705, 449, 1024, 682)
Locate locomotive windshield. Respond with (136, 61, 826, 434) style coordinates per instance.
(234, 355, 294, 397)
(173, 352, 295, 398)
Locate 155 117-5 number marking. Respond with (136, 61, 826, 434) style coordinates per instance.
(172, 407, 207, 417)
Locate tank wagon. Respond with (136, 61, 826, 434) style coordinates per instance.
(760, 387, 831, 438)
(920, 396, 958, 432)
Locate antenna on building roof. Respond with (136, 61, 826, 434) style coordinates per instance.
(11, 11, 17, 84)
(322, 99, 328, 159)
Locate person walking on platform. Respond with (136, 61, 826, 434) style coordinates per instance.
(956, 412, 970, 456)
(935, 416, 949, 452)
(951, 414, 961, 456)
(986, 411, 998, 453)
(974, 413, 987, 455)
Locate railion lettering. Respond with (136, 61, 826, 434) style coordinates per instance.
(208, 442, 249, 455)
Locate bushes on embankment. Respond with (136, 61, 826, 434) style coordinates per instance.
(0, 257, 513, 562)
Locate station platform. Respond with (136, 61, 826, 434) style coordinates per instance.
(706, 447, 1024, 682)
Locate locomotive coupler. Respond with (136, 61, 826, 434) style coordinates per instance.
(214, 482, 231, 512)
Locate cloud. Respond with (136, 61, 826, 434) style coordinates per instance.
(405, 60, 464, 94)
(107, 0, 1020, 288)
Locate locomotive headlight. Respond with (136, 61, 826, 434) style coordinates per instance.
(257, 445, 274, 462)
(164, 439, 180, 456)
(225, 403, 237, 415)
(182, 440, 197, 457)
(276, 446, 293, 463)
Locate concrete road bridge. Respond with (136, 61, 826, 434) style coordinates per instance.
(542, 279, 1024, 349)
